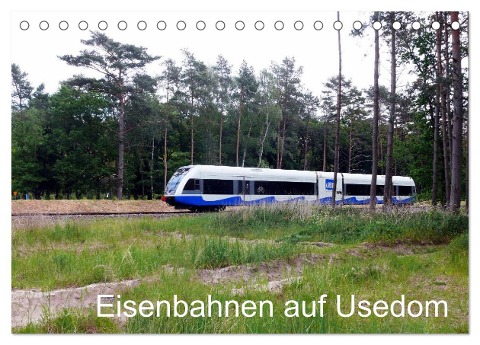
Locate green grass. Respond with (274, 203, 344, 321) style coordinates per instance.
(192, 237, 296, 269)
(13, 205, 468, 246)
(12, 204, 468, 333)
(218, 205, 467, 245)
(15, 243, 468, 334)
(15, 309, 121, 334)
(13, 226, 303, 290)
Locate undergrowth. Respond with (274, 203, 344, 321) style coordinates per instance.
(12, 204, 468, 333)
(213, 203, 468, 245)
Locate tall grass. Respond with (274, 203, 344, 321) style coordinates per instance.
(213, 203, 468, 245)
(12, 233, 301, 290)
(12, 204, 468, 290)
(446, 232, 468, 275)
(12, 204, 468, 333)
(192, 237, 296, 269)
(15, 241, 468, 334)
(15, 309, 121, 334)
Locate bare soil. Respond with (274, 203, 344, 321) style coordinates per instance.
(347, 242, 443, 257)
(197, 253, 326, 285)
(11, 242, 445, 329)
(11, 254, 325, 328)
(12, 200, 174, 215)
(11, 279, 141, 328)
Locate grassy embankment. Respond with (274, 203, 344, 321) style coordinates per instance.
(12, 204, 468, 333)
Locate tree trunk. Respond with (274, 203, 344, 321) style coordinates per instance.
(236, 92, 244, 167)
(379, 134, 384, 175)
(190, 114, 194, 164)
(219, 110, 223, 165)
(190, 91, 194, 165)
(141, 168, 144, 197)
(163, 126, 168, 193)
(332, 11, 342, 207)
(276, 123, 281, 169)
(449, 11, 463, 212)
(437, 12, 450, 205)
(257, 110, 271, 167)
(444, 12, 453, 183)
(281, 119, 286, 169)
(432, 83, 439, 206)
(370, 12, 380, 210)
(303, 138, 308, 171)
(241, 123, 252, 167)
(116, 94, 125, 199)
(303, 121, 309, 170)
(431, 12, 440, 207)
(348, 120, 353, 173)
(278, 118, 287, 169)
(150, 137, 155, 199)
(323, 121, 327, 171)
(465, 119, 468, 212)
(164, 90, 170, 194)
(384, 12, 396, 208)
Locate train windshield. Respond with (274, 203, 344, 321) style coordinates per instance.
(165, 167, 191, 195)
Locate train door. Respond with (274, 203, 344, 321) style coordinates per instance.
(336, 174, 344, 204)
(339, 173, 345, 203)
(237, 177, 253, 204)
(317, 173, 343, 203)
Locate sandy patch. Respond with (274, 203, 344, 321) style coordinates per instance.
(346, 242, 443, 257)
(12, 241, 446, 329)
(11, 280, 141, 328)
(231, 277, 301, 296)
(12, 200, 176, 215)
(11, 253, 325, 328)
(197, 253, 325, 285)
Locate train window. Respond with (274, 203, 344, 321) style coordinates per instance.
(398, 186, 414, 196)
(254, 181, 315, 195)
(344, 184, 370, 196)
(245, 181, 250, 194)
(236, 180, 251, 195)
(376, 185, 385, 195)
(203, 179, 234, 194)
(165, 167, 191, 194)
(253, 181, 268, 194)
(344, 183, 386, 196)
(182, 179, 200, 193)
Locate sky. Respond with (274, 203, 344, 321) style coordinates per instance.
(11, 10, 414, 103)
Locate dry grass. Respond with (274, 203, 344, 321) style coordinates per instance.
(12, 200, 174, 215)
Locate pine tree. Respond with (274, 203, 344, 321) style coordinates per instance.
(332, 11, 343, 207)
(59, 32, 159, 199)
(449, 11, 463, 212)
(370, 12, 381, 210)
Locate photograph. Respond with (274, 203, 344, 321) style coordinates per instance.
(9, 7, 469, 335)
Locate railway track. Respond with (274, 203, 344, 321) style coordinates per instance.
(11, 211, 191, 217)
(11, 204, 431, 219)
(11, 211, 197, 229)
(11, 205, 436, 231)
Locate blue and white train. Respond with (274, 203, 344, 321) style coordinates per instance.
(162, 165, 416, 211)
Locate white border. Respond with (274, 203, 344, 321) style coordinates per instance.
(2, 1, 475, 344)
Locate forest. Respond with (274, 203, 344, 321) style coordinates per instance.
(11, 11, 468, 211)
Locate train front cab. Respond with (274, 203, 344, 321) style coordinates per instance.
(163, 165, 233, 212)
(162, 165, 193, 209)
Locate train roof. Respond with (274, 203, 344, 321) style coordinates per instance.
(323, 172, 415, 186)
(182, 165, 415, 186)
(186, 165, 316, 182)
